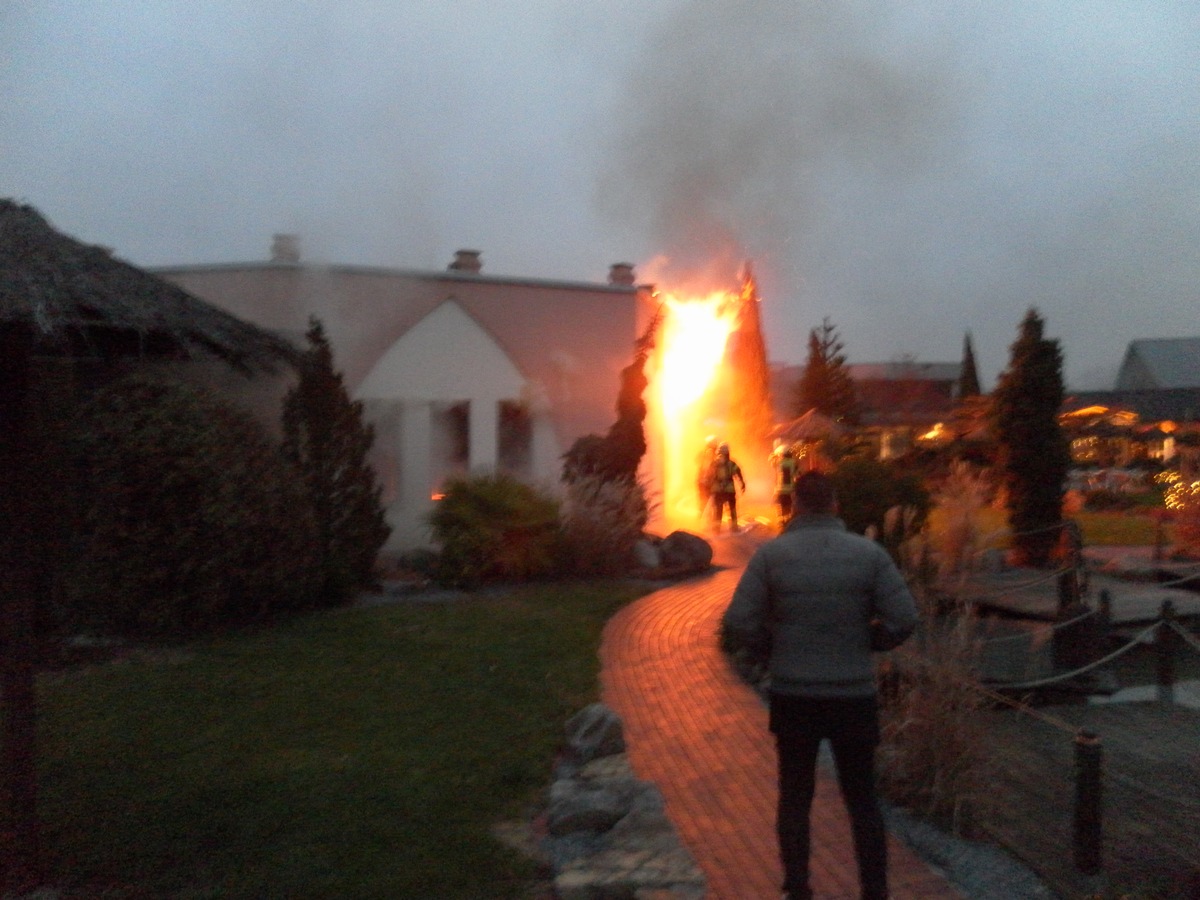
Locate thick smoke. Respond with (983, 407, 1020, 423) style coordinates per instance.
(597, 2, 960, 315)
(598, 0, 1200, 389)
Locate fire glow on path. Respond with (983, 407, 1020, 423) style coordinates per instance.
(653, 292, 740, 526)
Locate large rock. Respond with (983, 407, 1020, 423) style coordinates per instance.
(564, 702, 625, 764)
(633, 538, 662, 571)
(543, 753, 708, 900)
(547, 780, 629, 835)
(658, 531, 713, 575)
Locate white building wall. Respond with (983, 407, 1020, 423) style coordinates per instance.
(356, 300, 557, 551)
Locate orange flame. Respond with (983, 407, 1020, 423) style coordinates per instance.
(650, 291, 742, 527)
(642, 254, 776, 532)
(658, 293, 739, 418)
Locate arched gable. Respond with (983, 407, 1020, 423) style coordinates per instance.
(356, 298, 525, 402)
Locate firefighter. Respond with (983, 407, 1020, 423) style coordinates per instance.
(696, 435, 719, 520)
(710, 442, 746, 532)
(773, 444, 800, 527)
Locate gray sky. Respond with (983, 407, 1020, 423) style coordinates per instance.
(3, 1, 1197, 390)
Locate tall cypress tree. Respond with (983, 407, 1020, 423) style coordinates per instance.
(282, 317, 391, 601)
(723, 265, 773, 457)
(794, 317, 858, 424)
(959, 331, 981, 399)
(992, 309, 1070, 567)
(562, 311, 661, 484)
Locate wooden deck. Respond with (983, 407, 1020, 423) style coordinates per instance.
(978, 701, 1200, 898)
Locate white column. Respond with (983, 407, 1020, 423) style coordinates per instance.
(531, 413, 561, 486)
(394, 400, 435, 548)
(469, 399, 498, 472)
(400, 400, 432, 506)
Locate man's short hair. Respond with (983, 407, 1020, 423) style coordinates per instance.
(794, 471, 836, 514)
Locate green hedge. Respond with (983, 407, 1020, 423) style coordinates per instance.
(63, 374, 321, 637)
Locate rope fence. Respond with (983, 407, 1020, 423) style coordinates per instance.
(955, 597, 1200, 893)
(1149, 563, 1200, 589)
(950, 563, 1074, 601)
(979, 621, 1159, 691)
(907, 514, 1200, 894)
(971, 605, 1096, 646)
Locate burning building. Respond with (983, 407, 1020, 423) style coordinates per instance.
(157, 236, 780, 549)
(157, 243, 658, 551)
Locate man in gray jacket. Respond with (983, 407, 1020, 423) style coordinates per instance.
(722, 471, 918, 900)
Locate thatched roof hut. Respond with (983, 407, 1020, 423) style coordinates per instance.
(0, 199, 295, 370)
(0, 199, 295, 886)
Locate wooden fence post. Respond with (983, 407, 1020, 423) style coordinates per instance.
(0, 325, 43, 891)
(1097, 589, 1112, 642)
(1074, 728, 1103, 875)
(1156, 599, 1178, 704)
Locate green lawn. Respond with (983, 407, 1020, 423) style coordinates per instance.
(33, 581, 649, 898)
(930, 506, 1166, 548)
(1074, 509, 1167, 546)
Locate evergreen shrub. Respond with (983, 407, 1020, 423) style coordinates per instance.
(992, 309, 1070, 566)
(426, 473, 563, 587)
(283, 318, 391, 603)
(831, 456, 930, 560)
(64, 374, 321, 637)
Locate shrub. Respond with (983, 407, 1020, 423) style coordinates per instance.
(831, 456, 931, 561)
(931, 462, 992, 578)
(560, 475, 651, 577)
(877, 593, 991, 835)
(561, 313, 659, 486)
(426, 473, 563, 587)
(63, 374, 321, 637)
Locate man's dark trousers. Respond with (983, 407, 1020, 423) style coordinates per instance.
(770, 693, 888, 900)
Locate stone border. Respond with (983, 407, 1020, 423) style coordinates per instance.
(502, 703, 707, 899)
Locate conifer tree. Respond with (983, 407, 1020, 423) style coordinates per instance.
(794, 317, 859, 424)
(282, 317, 390, 601)
(959, 331, 981, 399)
(723, 265, 773, 458)
(562, 311, 661, 484)
(992, 309, 1070, 567)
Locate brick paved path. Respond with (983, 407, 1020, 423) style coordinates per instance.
(600, 530, 962, 900)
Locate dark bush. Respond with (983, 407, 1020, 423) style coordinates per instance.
(832, 456, 931, 560)
(426, 473, 563, 588)
(63, 374, 321, 637)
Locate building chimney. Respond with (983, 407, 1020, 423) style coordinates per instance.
(608, 262, 636, 286)
(271, 233, 301, 263)
(448, 249, 482, 274)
